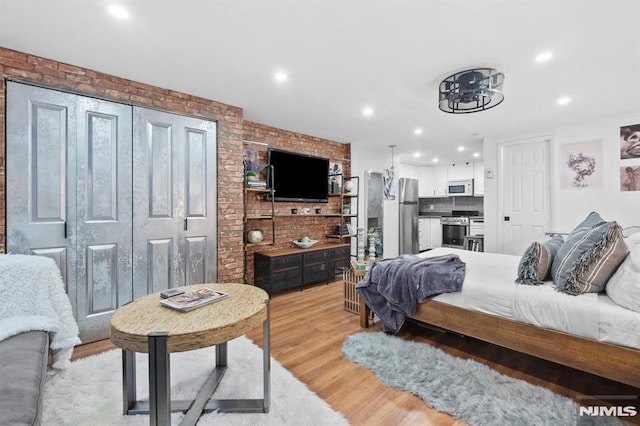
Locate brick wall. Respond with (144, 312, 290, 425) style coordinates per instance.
(242, 121, 352, 283)
(0, 47, 351, 284)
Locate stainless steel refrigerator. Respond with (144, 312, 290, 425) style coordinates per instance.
(399, 178, 419, 254)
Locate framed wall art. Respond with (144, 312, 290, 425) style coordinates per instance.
(560, 140, 603, 189)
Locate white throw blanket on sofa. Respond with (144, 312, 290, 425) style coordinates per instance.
(0, 254, 80, 368)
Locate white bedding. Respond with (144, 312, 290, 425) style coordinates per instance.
(419, 248, 640, 350)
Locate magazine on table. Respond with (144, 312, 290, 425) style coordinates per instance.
(160, 287, 229, 312)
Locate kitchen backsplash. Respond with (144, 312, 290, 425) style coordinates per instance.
(419, 196, 484, 215)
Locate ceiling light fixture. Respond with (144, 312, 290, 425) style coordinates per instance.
(439, 68, 505, 114)
(413, 152, 421, 158)
(108, 5, 129, 19)
(557, 96, 572, 105)
(432, 158, 439, 163)
(473, 152, 480, 158)
(457, 146, 465, 152)
(274, 72, 288, 82)
(362, 107, 374, 117)
(535, 51, 553, 63)
(414, 128, 423, 135)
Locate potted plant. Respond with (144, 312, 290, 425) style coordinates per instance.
(342, 203, 351, 214)
(244, 159, 266, 185)
(245, 170, 257, 182)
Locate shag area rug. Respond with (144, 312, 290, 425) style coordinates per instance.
(343, 332, 623, 426)
(44, 336, 348, 425)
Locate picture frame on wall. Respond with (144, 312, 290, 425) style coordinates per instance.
(620, 165, 640, 191)
(560, 140, 603, 189)
(620, 124, 640, 159)
(329, 162, 343, 194)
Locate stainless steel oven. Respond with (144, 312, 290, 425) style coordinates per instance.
(441, 216, 469, 249)
(440, 210, 479, 249)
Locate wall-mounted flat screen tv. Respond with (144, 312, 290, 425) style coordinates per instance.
(267, 149, 329, 203)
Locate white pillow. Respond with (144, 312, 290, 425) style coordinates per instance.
(605, 232, 640, 312)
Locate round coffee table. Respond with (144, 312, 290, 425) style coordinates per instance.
(110, 283, 270, 425)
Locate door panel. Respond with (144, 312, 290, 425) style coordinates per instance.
(7, 82, 78, 307)
(499, 138, 550, 255)
(75, 97, 133, 341)
(133, 108, 217, 298)
(7, 82, 133, 343)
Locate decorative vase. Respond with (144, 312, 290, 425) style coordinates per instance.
(368, 235, 376, 261)
(357, 228, 366, 261)
(247, 229, 264, 243)
(344, 180, 356, 193)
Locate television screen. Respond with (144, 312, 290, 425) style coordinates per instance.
(267, 149, 329, 203)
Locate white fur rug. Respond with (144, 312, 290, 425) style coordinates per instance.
(44, 336, 348, 425)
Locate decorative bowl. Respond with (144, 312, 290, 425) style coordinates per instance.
(292, 239, 318, 249)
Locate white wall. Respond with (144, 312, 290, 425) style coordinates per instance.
(352, 144, 400, 258)
(484, 112, 640, 253)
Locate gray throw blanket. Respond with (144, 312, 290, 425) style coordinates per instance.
(356, 253, 466, 333)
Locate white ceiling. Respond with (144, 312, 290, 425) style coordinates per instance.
(1, 0, 639, 165)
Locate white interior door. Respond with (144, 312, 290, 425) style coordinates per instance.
(498, 137, 551, 255)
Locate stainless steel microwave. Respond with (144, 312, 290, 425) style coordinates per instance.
(447, 179, 474, 196)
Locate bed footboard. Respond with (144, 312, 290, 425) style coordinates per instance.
(359, 299, 640, 389)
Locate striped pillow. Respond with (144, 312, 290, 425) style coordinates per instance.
(516, 235, 564, 285)
(551, 221, 629, 295)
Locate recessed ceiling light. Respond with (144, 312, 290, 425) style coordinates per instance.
(473, 152, 480, 158)
(557, 96, 572, 105)
(457, 146, 465, 152)
(414, 128, 423, 135)
(274, 72, 288, 82)
(108, 5, 129, 19)
(362, 107, 374, 117)
(432, 158, 439, 163)
(413, 152, 421, 158)
(535, 51, 553, 63)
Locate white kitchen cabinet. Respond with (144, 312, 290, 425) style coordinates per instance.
(418, 218, 429, 251)
(430, 218, 442, 248)
(418, 166, 435, 197)
(447, 162, 474, 181)
(470, 217, 485, 236)
(473, 162, 484, 196)
(434, 165, 448, 196)
(398, 162, 418, 180)
(419, 217, 442, 250)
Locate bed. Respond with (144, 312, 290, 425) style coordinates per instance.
(358, 230, 640, 389)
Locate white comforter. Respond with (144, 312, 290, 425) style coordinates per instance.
(421, 248, 640, 350)
(0, 254, 81, 368)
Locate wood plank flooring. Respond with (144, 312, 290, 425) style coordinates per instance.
(73, 279, 639, 425)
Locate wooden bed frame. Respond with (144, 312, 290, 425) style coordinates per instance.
(359, 298, 640, 389)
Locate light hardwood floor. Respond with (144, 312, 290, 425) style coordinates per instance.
(74, 279, 639, 425)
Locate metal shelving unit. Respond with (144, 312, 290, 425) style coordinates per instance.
(243, 140, 276, 283)
(327, 175, 360, 244)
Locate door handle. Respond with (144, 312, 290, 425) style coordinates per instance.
(184, 218, 188, 231)
(64, 222, 67, 238)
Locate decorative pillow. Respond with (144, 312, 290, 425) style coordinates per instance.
(572, 211, 605, 231)
(515, 235, 564, 285)
(551, 220, 629, 295)
(605, 232, 640, 312)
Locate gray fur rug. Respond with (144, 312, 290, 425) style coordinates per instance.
(343, 332, 622, 426)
